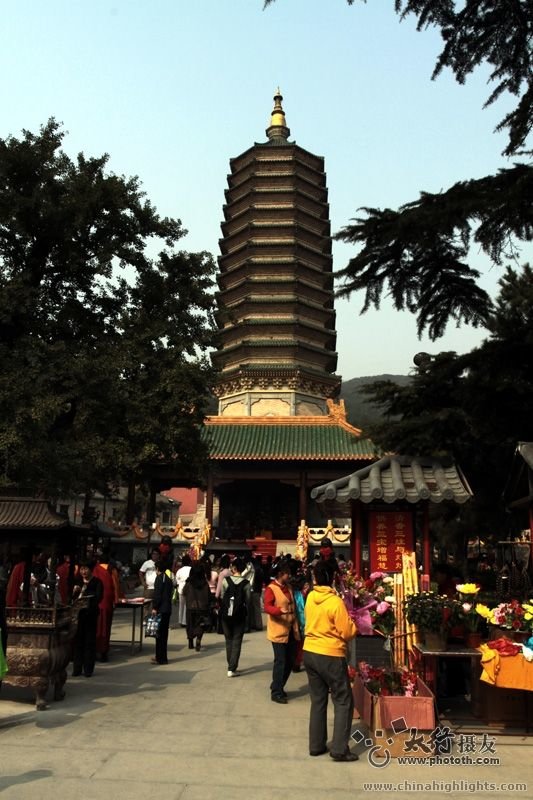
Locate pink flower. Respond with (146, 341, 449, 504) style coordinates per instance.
(369, 571, 385, 582)
(376, 601, 391, 615)
(462, 602, 473, 613)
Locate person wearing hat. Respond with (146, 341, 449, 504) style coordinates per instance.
(319, 537, 339, 573)
(264, 560, 300, 704)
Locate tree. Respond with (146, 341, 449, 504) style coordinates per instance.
(265, 1, 533, 340)
(361, 263, 533, 553)
(0, 120, 216, 498)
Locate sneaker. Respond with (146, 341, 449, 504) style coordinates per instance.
(271, 695, 288, 704)
(227, 670, 234, 677)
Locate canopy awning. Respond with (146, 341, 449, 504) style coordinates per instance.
(311, 455, 473, 513)
(0, 497, 69, 530)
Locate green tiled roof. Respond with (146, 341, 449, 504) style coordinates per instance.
(203, 421, 377, 461)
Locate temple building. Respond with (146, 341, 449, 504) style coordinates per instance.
(201, 90, 379, 547)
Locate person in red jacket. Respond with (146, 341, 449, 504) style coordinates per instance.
(264, 560, 300, 704)
(93, 557, 115, 662)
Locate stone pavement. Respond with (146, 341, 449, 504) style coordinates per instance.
(1, 616, 532, 800)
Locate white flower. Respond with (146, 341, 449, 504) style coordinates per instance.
(385, 595, 396, 604)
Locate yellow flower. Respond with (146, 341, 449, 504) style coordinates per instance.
(475, 604, 493, 620)
(456, 583, 480, 595)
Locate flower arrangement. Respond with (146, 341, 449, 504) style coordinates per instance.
(404, 591, 451, 633)
(358, 661, 419, 697)
(522, 602, 533, 632)
(453, 583, 482, 632)
(337, 566, 396, 636)
(490, 599, 527, 631)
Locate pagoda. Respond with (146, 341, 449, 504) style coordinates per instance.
(213, 88, 339, 416)
(201, 91, 378, 546)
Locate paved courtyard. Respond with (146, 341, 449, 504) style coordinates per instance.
(1, 616, 532, 799)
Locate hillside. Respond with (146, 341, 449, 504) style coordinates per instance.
(340, 374, 410, 432)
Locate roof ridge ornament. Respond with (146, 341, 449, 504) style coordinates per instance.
(266, 88, 291, 142)
(326, 398, 347, 422)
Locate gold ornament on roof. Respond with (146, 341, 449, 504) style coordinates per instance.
(270, 88, 287, 127)
(266, 88, 290, 141)
(326, 398, 347, 421)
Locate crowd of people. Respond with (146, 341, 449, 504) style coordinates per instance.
(0, 536, 359, 762)
(143, 537, 358, 761)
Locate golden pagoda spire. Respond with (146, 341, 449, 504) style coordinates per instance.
(266, 88, 290, 142)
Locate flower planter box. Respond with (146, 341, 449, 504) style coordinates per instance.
(353, 674, 436, 757)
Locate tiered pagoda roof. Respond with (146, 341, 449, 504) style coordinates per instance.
(213, 90, 341, 416)
(204, 400, 377, 462)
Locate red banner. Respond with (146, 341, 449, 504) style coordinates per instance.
(369, 511, 414, 572)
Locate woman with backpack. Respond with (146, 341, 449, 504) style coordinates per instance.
(183, 563, 211, 652)
(219, 558, 251, 677)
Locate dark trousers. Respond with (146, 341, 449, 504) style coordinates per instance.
(251, 592, 263, 631)
(0, 592, 7, 657)
(222, 618, 245, 671)
(155, 612, 171, 664)
(186, 609, 208, 643)
(73, 610, 98, 677)
(303, 650, 354, 757)
(270, 634, 297, 698)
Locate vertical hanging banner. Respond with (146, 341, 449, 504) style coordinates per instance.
(369, 511, 414, 572)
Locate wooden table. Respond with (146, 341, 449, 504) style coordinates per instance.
(413, 642, 483, 716)
(113, 598, 151, 655)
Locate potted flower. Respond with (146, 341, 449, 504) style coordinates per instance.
(522, 601, 533, 633)
(489, 599, 529, 641)
(403, 591, 449, 650)
(453, 583, 484, 647)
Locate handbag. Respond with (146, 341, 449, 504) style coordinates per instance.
(145, 613, 162, 638)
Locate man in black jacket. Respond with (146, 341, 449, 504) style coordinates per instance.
(151, 562, 173, 665)
(72, 560, 103, 677)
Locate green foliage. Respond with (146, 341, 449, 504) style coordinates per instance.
(266, 1, 532, 156)
(396, 1, 533, 156)
(0, 120, 216, 496)
(336, 164, 533, 339)
(265, 0, 533, 339)
(361, 263, 533, 551)
(404, 591, 449, 633)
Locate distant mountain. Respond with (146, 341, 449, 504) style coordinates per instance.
(340, 374, 411, 432)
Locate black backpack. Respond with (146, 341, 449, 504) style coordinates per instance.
(220, 577, 248, 621)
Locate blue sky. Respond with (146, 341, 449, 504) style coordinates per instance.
(1, 0, 525, 379)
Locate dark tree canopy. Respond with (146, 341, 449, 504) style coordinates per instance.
(0, 120, 216, 497)
(265, 1, 533, 340)
(265, 0, 532, 154)
(336, 163, 533, 339)
(361, 263, 533, 539)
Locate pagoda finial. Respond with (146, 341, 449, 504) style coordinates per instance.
(266, 88, 290, 142)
